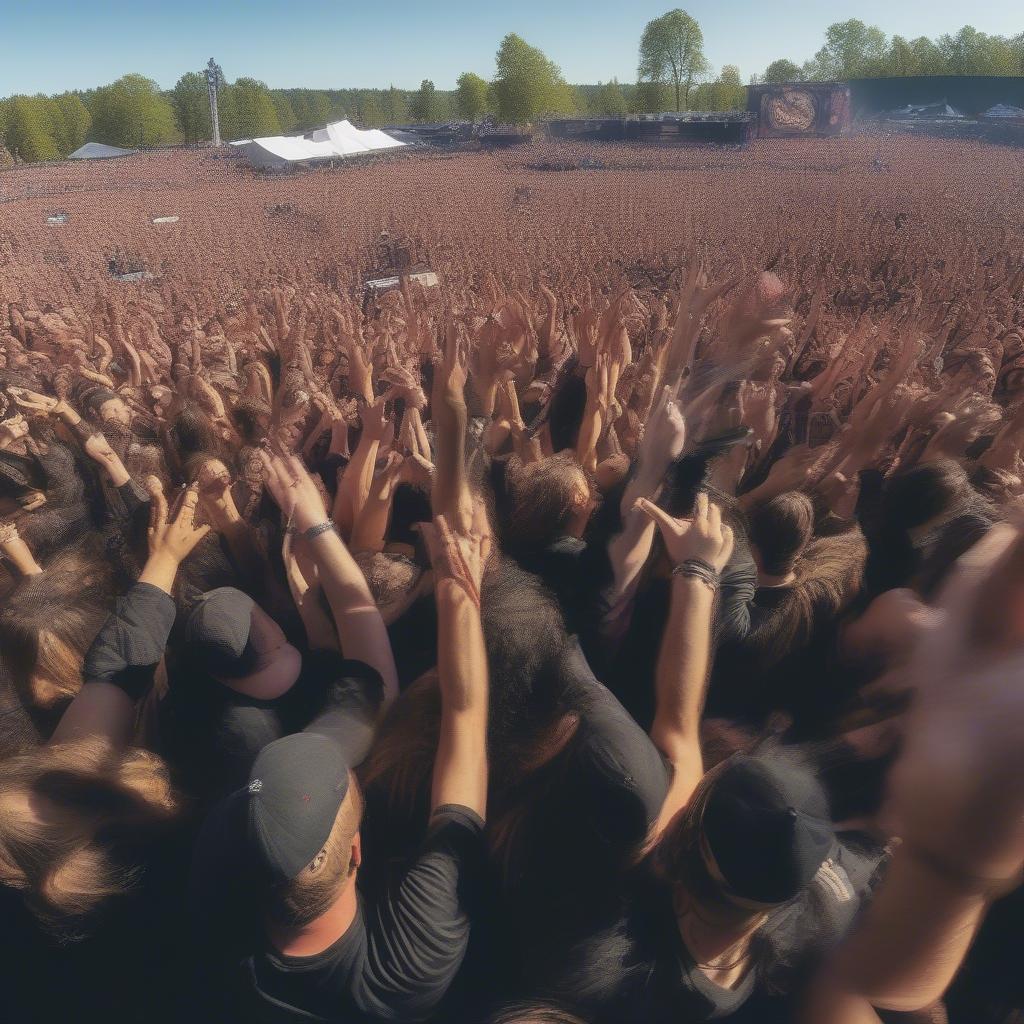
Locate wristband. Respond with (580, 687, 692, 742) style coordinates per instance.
(71, 418, 98, 444)
(680, 556, 718, 577)
(303, 521, 336, 540)
(672, 558, 720, 593)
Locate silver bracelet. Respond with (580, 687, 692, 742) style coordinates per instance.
(303, 521, 336, 540)
(672, 559, 720, 593)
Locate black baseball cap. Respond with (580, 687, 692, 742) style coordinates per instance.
(246, 733, 351, 884)
(700, 754, 835, 906)
(184, 587, 260, 677)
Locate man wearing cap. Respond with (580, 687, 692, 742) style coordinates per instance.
(187, 463, 491, 1023)
(518, 497, 873, 1022)
(160, 455, 400, 801)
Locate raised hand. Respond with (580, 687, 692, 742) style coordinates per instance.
(420, 500, 492, 608)
(0, 413, 29, 448)
(141, 478, 211, 592)
(639, 384, 686, 469)
(0, 518, 42, 575)
(195, 458, 240, 528)
(258, 448, 329, 534)
(8, 386, 68, 416)
(83, 430, 131, 486)
(381, 362, 427, 410)
(888, 525, 1024, 883)
(633, 491, 734, 572)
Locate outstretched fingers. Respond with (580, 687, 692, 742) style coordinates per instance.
(633, 496, 684, 536)
(694, 490, 710, 522)
(146, 475, 168, 539)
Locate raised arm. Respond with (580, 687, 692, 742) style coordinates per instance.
(50, 480, 209, 747)
(9, 387, 133, 488)
(801, 525, 1024, 1023)
(634, 493, 734, 838)
(262, 450, 399, 706)
(349, 451, 405, 554)
(196, 457, 268, 594)
(432, 320, 472, 530)
(605, 385, 687, 608)
(423, 503, 491, 818)
(0, 520, 43, 576)
(332, 399, 388, 539)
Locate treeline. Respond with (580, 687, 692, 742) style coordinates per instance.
(2, 14, 1023, 161)
(762, 21, 1024, 83)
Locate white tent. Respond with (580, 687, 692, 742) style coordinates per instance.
(233, 119, 404, 169)
(69, 142, 138, 159)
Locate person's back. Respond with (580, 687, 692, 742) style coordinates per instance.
(189, 457, 491, 1024)
(536, 752, 873, 1024)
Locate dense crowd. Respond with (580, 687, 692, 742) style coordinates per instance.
(1, 139, 1024, 1024)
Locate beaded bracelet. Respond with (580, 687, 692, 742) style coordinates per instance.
(671, 558, 720, 593)
(681, 556, 718, 577)
(303, 521, 337, 540)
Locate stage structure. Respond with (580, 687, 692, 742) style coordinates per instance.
(746, 83, 852, 138)
(547, 112, 756, 146)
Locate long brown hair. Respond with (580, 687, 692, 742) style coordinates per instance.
(0, 737, 179, 938)
(650, 747, 855, 994)
(0, 542, 114, 716)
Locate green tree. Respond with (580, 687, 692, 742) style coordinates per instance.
(409, 79, 441, 122)
(271, 92, 297, 133)
(938, 26, 1017, 76)
(593, 78, 629, 116)
(1012, 33, 1024, 76)
(808, 20, 888, 79)
(637, 9, 710, 111)
(46, 93, 91, 155)
(883, 36, 921, 77)
(381, 85, 408, 124)
(492, 32, 575, 124)
(712, 64, 746, 109)
(171, 72, 211, 144)
(632, 79, 670, 114)
(763, 59, 802, 83)
(89, 74, 179, 148)
(455, 72, 490, 121)
(304, 90, 332, 128)
(219, 78, 280, 141)
(907, 36, 946, 75)
(4, 96, 60, 161)
(358, 93, 384, 127)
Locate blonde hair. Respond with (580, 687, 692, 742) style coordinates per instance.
(0, 737, 179, 937)
(0, 543, 114, 711)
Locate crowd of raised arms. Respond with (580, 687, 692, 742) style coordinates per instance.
(0, 258, 1022, 1024)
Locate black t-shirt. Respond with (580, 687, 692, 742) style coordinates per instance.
(604, 542, 758, 733)
(550, 873, 756, 1024)
(510, 535, 612, 647)
(83, 581, 177, 698)
(160, 652, 382, 802)
(191, 804, 485, 1024)
(544, 846, 870, 1024)
(497, 642, 672, 981)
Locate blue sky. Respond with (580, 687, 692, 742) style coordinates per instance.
(1, 0, 1020, 94)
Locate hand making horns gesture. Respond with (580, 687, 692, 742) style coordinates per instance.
(633, 491, 735, 573)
